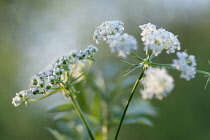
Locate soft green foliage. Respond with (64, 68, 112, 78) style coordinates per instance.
(2, 0, 210, 140)
(47, 128, 69, 140)
(47, 64, 157, 140)
(48, 103, 74, 113)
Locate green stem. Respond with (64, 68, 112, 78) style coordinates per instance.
(149, 52, 156, 61)
(151, 63, 210, 76)
(28, 88, 62, 102)
(196, 70, 210, 75)
(114, 69, 145, 140)
(70, 61, 92, 84)
(150, 63, 172, 67)
(64, 86, 96, 140)
(130, 51, 144, 61)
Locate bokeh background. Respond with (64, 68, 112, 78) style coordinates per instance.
(1, 0, 210, 139)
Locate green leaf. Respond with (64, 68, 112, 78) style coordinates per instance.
(85, 114, 101, 125)
(53, 112, 77, 121)
(47, 103, 74, 113)
(91, 92, 101, 120)
(76, 91, 91, 114)
(56, 121, 84, 139)
(111, 99, 157, 127)
(46, 128, 69, 140)
(126, 99, 157, 116)
(124, 116, 154, 126)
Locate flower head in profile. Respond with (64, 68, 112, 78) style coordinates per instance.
(139, 23, 181, 56)
(12, 90, 33, 107)
(172, 52, 196, 81)
(106, 33, 138, 58)
(140, 67, 174, 100)
(12, 45, 98, 107)
(93, 20, 124, 44)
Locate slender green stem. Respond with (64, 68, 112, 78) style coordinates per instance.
(204, 77, 210, 89)
(196, 70, 210, 75)
(151, 63, 210, 76)
(28, 88, 62, 102)
(69, 62, 92, 84)
(130, 51, 144, 61)
(149, 52, 156, 61)
(124, 65, 142, 77)
(152, 64, 176, 70)
(151, 63, 169, 66)
(114, 69, 145, 140)
(122, 60, 140, 67)
(64, 86, 96, 140)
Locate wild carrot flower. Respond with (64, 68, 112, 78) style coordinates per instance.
(172, 51, 196, 81)
(93, 20, 124, 44)
(140, 67, 174, 100)
(12, 45, 98, 107)
(12, 90, 33, 107)
(106, 33, 137, 58)
(139, 23, 181, 56)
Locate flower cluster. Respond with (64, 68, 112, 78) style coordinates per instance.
(93, 20, 124, 44)
(138, 24, 197, 100)
(12, 45, 98, 107)
(172, 52, 196, 81)
(92, 21, 197, 100)
(140, 67, 174, 100)
(12, 90, 33, 107)
(139, 23, 181, 56)
(93, 20, 137, 58)
(107, 33, 137, 58)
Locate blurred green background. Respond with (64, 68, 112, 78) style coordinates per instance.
(1, 0, 210, 139)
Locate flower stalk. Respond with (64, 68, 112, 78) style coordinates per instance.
(114, 69, 145, 140)
(151, 63, 210, 76)
(62, 86, 96, 140)
(28, 88, 62, 102)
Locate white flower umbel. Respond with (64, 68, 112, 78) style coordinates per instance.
(139, 23, 181, 56)
(12, 45, 98, 107)
(140, 67, 174, 100)
(172, 52, 196, 81)
(12, 89, 33, 107)
(106, 33, 138, 58)
(93, 20, 124, 44)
